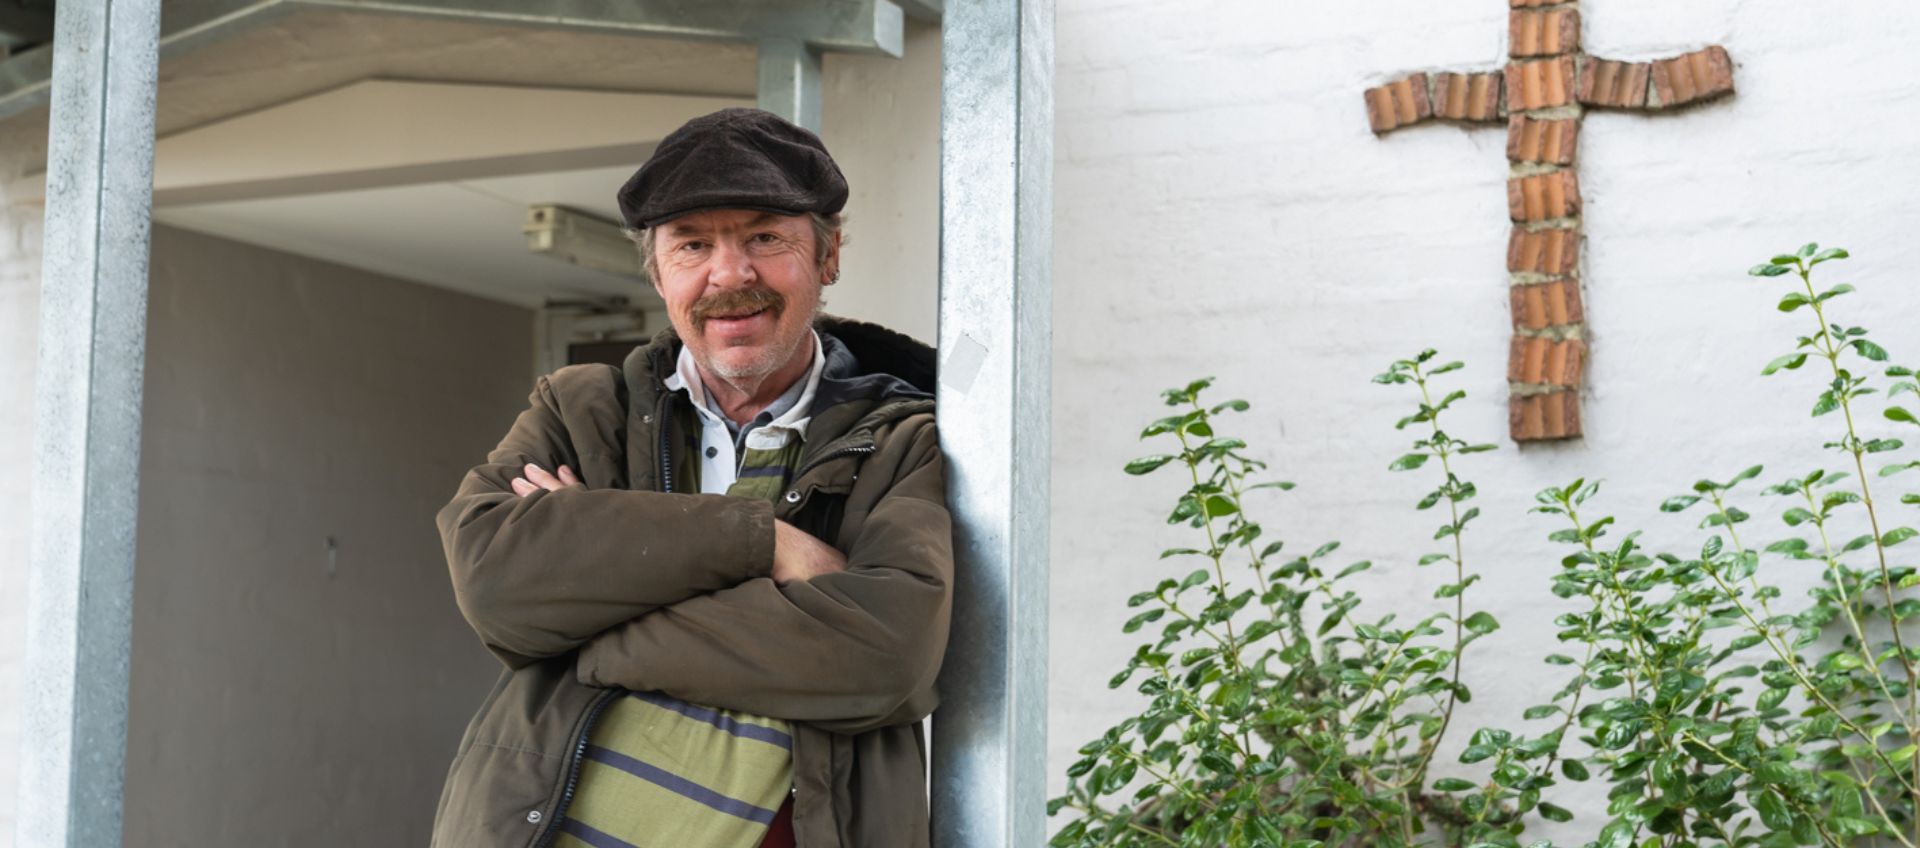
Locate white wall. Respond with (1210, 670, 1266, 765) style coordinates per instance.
(819, 20, 943, 345)
(1048, 0, 1920, 838)
(0, 154, 42, 846)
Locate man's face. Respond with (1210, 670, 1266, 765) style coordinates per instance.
(651, 208, 837, 385)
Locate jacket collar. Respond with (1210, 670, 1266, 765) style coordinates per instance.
(622, 314, 936, 491)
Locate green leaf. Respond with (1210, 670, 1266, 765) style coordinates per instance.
(1312, 541, 1341, 559)
(1749, 263, 1793, 278)
(1660, 495, 1701, 512)
(1883, 527, 1918, 547)
(1124, 455, 1177, 475)
(1761, 353, 1808, 375)
(1389, 453, 1430, 472)
(1140, 416, 1184, 438)
(1854, 338, 1891, 361)
(1432, 777, 1477, 792)
(1562, 759, 1590, 781)
(1209, 399, 1250, 414)
(1122, 608, 1165, 633)
(1813, 391, 1842, 417)
(1538, 802, 1574, 823)
(1203, 494, 1239, 517)
(1811, 247, 1850, 265)
(1335, 560, 1373, 579)
(1797, 242, 1818, 259)
(1888, 406, 1918, 424)
(1842, 533, 1875, 553)
(1464, 611, 1500, 635)
(1777, 292, 1810, 312)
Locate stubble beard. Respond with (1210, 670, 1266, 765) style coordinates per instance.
(688, 284, 823, 389)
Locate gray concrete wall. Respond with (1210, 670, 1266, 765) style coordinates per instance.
(117, 226, 524, 847)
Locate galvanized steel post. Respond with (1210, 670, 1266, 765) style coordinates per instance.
(19, 1, 161, 845)
(931, 0, 1052, 845)
(757, 36, 823, 132)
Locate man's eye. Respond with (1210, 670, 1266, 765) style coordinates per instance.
(752, 233, 780, 244)
(678, 241, 707, 252)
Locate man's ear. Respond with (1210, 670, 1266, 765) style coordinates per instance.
(820, 231, 843, 284)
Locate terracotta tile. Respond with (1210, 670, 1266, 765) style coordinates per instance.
(1543, 391, 1583, 439)
(1505, 57, 1575, 111)
(1433, 72, 1504, 121)
(1509, 391, 1584, 441)
(1545, 338, 1586, 387)
(1577, 57, 1652, 109)
(1365, 73, 1433, 133)
(1509, 393, 1540, 440)
(1505, 227, 1580, 275)
(1508, 336, 1549, 383)
(1509, 279, 1585, 328)
(1653, 45, 1735, 108)
(1505, 115, 1578, 164)
(1509, 8, 1579, 58)
(1507, 170, 1581, 222)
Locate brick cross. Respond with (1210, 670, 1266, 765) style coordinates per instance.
(1363, 1, 1735, 441)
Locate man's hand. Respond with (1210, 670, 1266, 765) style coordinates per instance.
(772, 519, 846, 585)
(511, 463, 836, 584)
(510, 463, 581, 497)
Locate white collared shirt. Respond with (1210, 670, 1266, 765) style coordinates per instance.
(663, 331, 827, 494)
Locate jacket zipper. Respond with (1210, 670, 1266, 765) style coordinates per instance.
(530, 688, 619, 848)
(655, 391, 676, 494)
(794, 442, 875, 481)
(533, 386, 677, 848)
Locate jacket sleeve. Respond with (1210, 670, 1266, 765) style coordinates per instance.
(573, 421, 952, 735)
(439, 369, 776, 669)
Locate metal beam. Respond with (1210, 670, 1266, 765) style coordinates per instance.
(0, 0, 906, 122)
(931, 0, 1052, 845)
(896, 0, 944, 23)
(19, 0, 162, 846)
(757, 36, 822, 132)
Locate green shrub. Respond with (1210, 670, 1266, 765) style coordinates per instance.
(1050, 244, 1920, 848)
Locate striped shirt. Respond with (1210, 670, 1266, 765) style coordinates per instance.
(555, 337, 823, 848)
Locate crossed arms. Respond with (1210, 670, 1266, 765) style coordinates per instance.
(438, 369, 953, 734)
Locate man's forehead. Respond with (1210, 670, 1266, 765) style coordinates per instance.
(662, 210, 799, 235)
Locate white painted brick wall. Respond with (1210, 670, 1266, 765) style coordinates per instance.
(1049, 0, 1920, 838)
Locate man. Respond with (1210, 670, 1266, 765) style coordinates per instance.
(430, 108, 952, 848)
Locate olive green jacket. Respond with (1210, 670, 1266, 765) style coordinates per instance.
(430, 317, 951, 848)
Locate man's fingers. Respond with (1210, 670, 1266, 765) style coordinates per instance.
(557, 465, 580, 487)
(510, 477, 538, 497)
(523, 463, 567, 492)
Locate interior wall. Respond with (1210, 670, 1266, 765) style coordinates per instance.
(818, 20, 942, 344)
(0, 153, 42, 847)
(120, 226, 525, 847)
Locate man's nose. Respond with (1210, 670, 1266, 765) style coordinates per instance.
(707, 240, 756, 287)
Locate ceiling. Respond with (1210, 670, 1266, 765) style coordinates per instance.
(98, 79, 756, 308)
(0, 5, 763, 309)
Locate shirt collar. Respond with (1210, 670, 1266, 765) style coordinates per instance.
(665, 330, 826, 441)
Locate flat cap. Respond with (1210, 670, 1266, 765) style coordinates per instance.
(617, 108, 849, 230)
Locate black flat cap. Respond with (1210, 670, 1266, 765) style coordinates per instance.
(616, 108, 849, 230)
